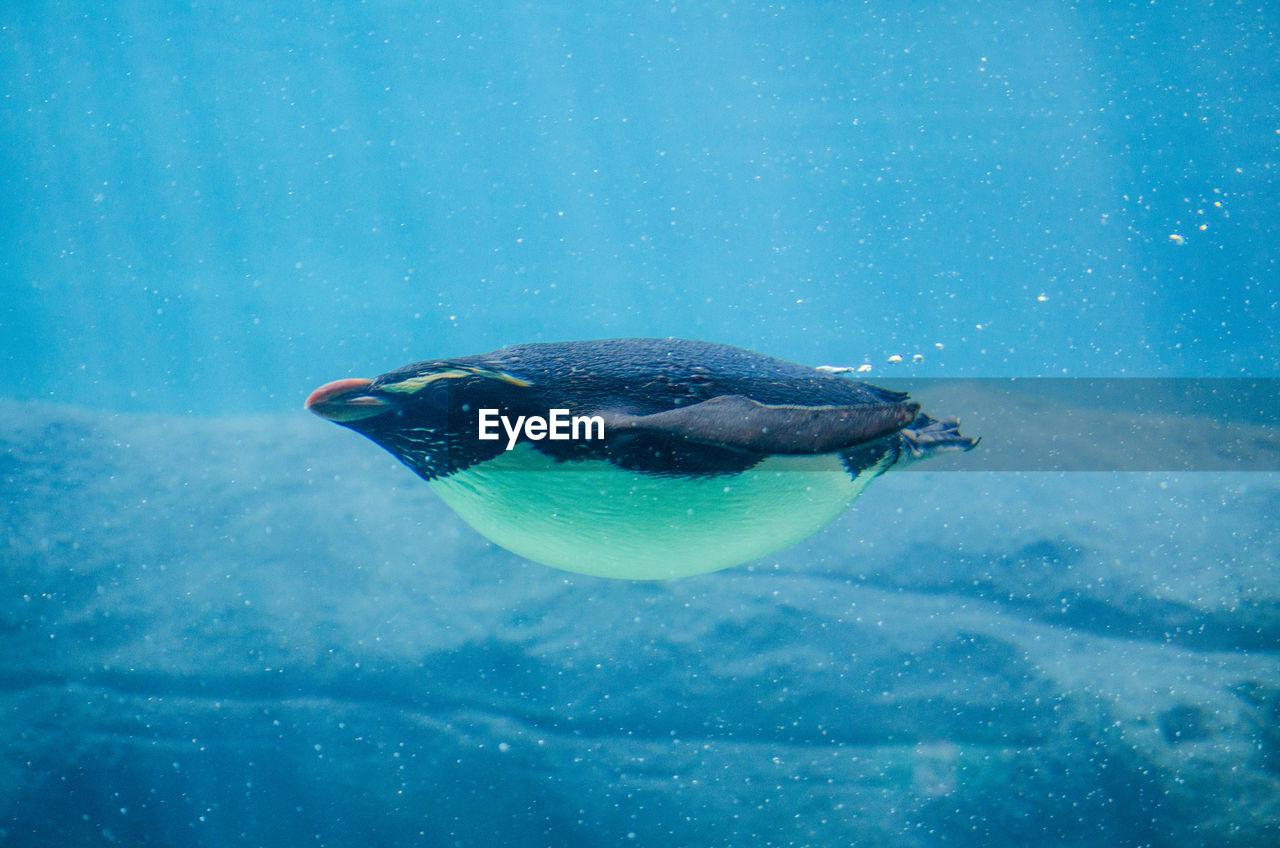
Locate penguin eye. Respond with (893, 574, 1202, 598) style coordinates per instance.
(421, 379, 451, 412)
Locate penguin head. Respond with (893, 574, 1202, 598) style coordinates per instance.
(306, 360, 533, 480)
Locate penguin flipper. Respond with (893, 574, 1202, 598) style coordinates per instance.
(602, 395, 920, 455)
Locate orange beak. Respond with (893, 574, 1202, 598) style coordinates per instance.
(305, 378, 393, 423)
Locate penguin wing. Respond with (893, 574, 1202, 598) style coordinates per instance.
(601, 395, 920, 455)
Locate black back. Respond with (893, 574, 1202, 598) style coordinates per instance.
(345, 339, 913, 480)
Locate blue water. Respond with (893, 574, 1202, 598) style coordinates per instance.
(5, 2, 1277, 414)
(3, 2, 1278, 846)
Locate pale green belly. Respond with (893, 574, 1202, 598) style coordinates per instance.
(429, 444, 886, 579)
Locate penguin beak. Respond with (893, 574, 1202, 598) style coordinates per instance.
(305, 378, 394, 423)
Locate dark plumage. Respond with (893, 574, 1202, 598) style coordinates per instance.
(311, 338, 968, 479)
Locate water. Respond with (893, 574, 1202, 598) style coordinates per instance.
(2, 2, 1277, 846)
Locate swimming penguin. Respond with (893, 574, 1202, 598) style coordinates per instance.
(306, 338, 975, 579)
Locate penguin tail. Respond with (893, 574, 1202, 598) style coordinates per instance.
(896, 413, 979, 465)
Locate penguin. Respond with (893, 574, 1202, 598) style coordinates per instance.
(305, 338, 976, 579)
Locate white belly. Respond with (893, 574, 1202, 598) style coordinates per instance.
(429, 444, 887, 579)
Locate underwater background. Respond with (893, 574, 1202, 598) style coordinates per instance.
(2, 2, 1278, 846)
